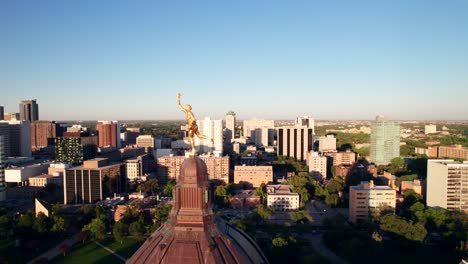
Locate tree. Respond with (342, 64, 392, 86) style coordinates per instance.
(290, 210, 313, 224)
(0, 215, 9, 239)
(33, 212, 50, 234)
(162, 180, 176, 197)
(51, 216, 68, 233)
(325, 193, 339, 207)
(137, 179, 159, 195)
(391, 157, 405, 168)
(154, 204, 172, 224)
(255, 183, 267, 204)
(129, 221, 145, 242)
(83, 218, 106, 240)
(326, 178, 344, 194)
(256, 204, 272, 220)
(113, 221, 128, 244)
(17, 214, 34, 229)
(272, 237, 289, 248)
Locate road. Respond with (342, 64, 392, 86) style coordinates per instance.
(303, 232, 349, 264)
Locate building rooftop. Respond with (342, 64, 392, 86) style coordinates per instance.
(267, 185, 298, 195)
(232, 190, 259, 199)
(351, 181, 394, 191)
(30, 174, 60, 179)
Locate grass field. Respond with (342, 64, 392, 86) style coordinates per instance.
(0, 237, 64, 264)
(51, 237, 141, 264)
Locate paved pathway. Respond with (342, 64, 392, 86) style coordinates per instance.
(303, 233, 349, 264)
(94, 241, 126, 262)
(27, 236, 77, 264)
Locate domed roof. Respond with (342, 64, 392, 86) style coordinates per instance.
(127, 156, 268, 264)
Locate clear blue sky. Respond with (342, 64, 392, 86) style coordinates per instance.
(1, 0, 467, 120)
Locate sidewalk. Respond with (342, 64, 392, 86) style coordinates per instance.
(94, 241, 126, 262)
(27, 236, 78, 264)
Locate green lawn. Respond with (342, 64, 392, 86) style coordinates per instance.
(51, 237, 142, 264)
(0, 237, 64, 264)
(51, 241, 122, 264)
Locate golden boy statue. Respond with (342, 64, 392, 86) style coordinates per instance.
(177, 93, 214, 155)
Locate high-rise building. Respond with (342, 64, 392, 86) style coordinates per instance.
(195, 117, 223, 154)
(307, 151, 327, 180)
(0, 106, 3, 121)
(319, 134, 337, 152)
(19, 99, 39, 121)
(157, 155, 229, 183)
(30, 121, 64, 151)
(136, 135, 156, 153)
(349, 181, 396, 223)
(295, 115, 315, 132)
(55, 132, 98, 164)
(243, 119, 274, 147)
(277, 126, 314, 161)
(370, 116, 400, 164)
(64, 158, 124, 204)
(0, 136, 6, 201)
(225, 111, 236, 144)
(427, 159, 468, 212)
(96, 121, 121, 148)
(0, 120, 32, 157)
(234, 165, 273, 187)
(125, 154, 150, 181)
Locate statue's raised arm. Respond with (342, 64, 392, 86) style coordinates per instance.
(176, 93, 186, 113)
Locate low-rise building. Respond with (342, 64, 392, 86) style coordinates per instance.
(157, 155, 229, 183)
(266, 185, 300, 211)
(5, 161, 51, 184)
(349, 181, 396, 223)
(324, 150, 356, 166)
(234, 165, 273, 188)
(401, 179, 423, 196)
(438, 145, 468, 161)
(414, 147, 438, 158)
(229, 190, 261, 210)
(29, 174, 62, 187)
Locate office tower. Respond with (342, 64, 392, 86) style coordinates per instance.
(225, 111, 236, 144)
(157, 155, 229, 183)
(370, 116, 400, 164)
(55, 132, 98, 164)
(427, 159, 468, 212)
(96, 121, 121, 148)
(277, 126, 314, 161)
(0, 136, 5, 201)
(30, 121, 64, 151)
(424, 124, 437, 135)
(234, 165, 273, 187)
(243, 119, 274, 147)
(136, 135, 156, 153)
(319, 134, 337, 152)
(307, 151, 327, 180)
(349, 181, 396, 223)
(295, 115, 315, 132)
(0, 106, 3, 120)
(125, 154, 150, 181)
(19, 99, 39, 121)
(195, 117, 223, 154)
(64, 158, 124, 204)
(0, 120, 32, 157)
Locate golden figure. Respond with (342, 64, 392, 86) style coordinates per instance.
(177, 93, 214, 155)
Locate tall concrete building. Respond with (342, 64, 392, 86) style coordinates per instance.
(0, 136, 6, 201)
(307, 151, 327, 180)
(225, 111, 236, 144)
(64, 158, 124, 204)
(0, 106, 3, 121)
(19, 99, 39, 121)
(370, 116, 400, 164)
(96, 121, 121, 148)
(319, 134, 337, 152)
(277, 126, 314, 161)
(295, 115, 315, 131)
(243, 119, 274, 147)
(30, 121, 64, 151)
(427, 159, 468, 212)
(195, 117, 223, 154)
(0, 120, 32, 157)
(55, 132, 98, 164)
(349, 181, 396, 223)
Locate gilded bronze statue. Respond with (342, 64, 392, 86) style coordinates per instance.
(177, 93, 214, 155)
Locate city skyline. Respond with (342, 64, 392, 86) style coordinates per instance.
(2, 1, 468, 120)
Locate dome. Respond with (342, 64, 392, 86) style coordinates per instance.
(127, 157, 268, 264)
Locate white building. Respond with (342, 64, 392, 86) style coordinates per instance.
(319, 134, 337, 152)
(349, 181, 396, 223)
(307, 151, 327, 180)
(295, 116, 315, 132)
(29, 174, 62, 187)
(225, 111, 236, 144)
(243, 119, 274, 147)
(267, 185, 300, 211)
(427, 159, 468, 212)
(5, 161, 50, 184)
(126, 158, 141, 181)
(195, 117, 223, 154)
(424, 125, 437, 135)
